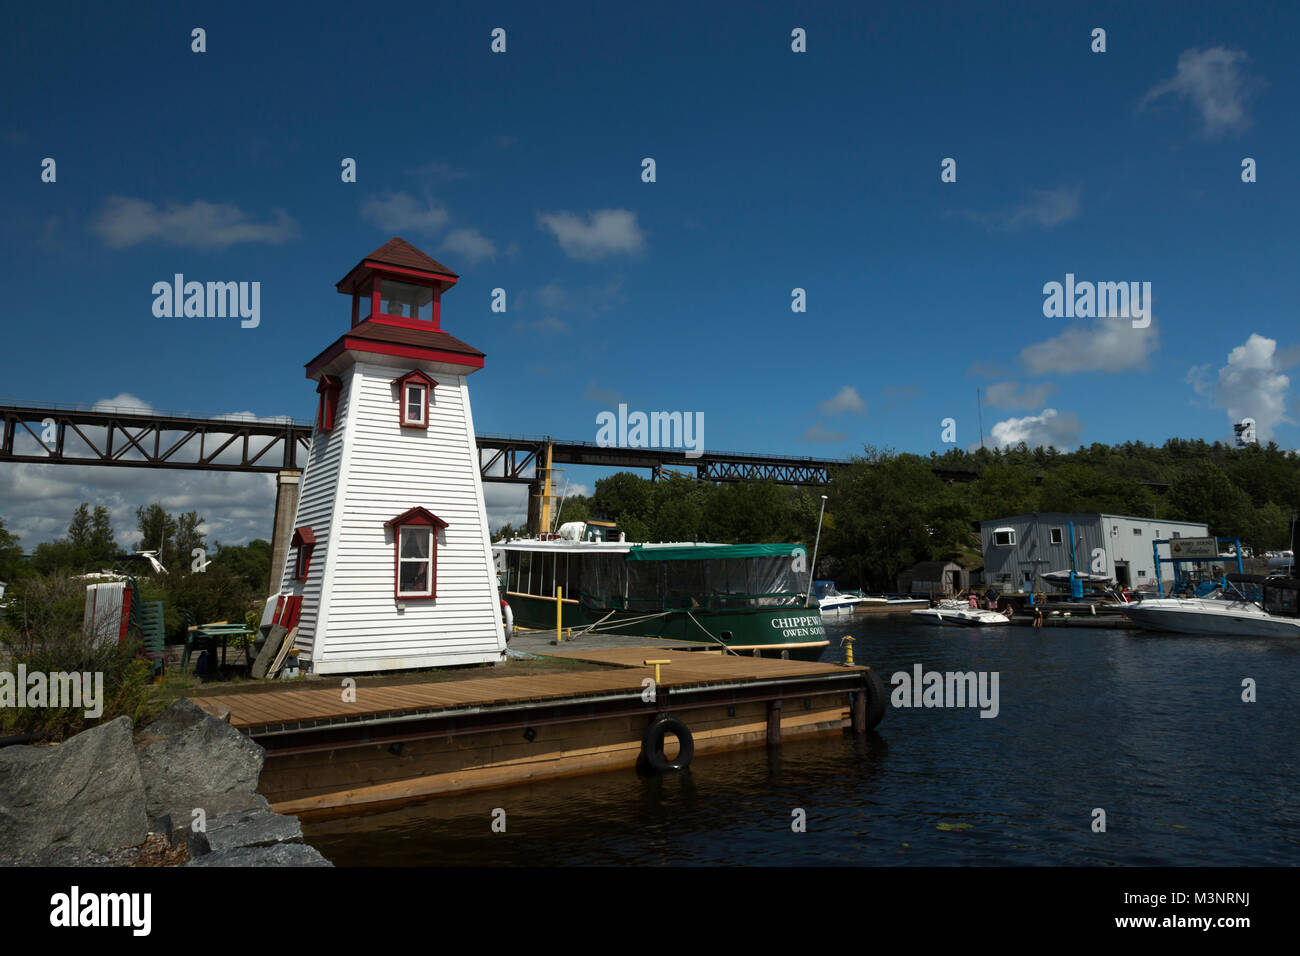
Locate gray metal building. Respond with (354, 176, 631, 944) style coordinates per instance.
(979, 513, 1209, 593)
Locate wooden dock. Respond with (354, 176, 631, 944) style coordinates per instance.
(194, 646, 883, 820)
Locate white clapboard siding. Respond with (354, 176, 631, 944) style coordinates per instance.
(276, 371, 354, 657)
(287, 359, 504, 674)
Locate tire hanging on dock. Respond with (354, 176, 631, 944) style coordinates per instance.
(861, 668, 887, 730)
(641, 716, 694, 773)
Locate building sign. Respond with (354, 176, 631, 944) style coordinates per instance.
(1168, 536, 1219, 559)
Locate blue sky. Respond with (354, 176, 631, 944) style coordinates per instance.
(2, 0, 1297, 547)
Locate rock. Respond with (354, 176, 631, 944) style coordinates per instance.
(0, 843, 140, 867)
(135, 699, 266, 825)
(0, 716, 150, 861)
(183, 843, 332, 867)
(187, 807, 303, 858)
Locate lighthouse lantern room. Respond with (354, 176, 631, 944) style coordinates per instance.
(275, 238, 505, 674)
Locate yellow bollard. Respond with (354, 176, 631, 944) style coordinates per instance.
(840, 635, 855, 666)
(643, 659, 671, 684)
(556, 586, 563, 641)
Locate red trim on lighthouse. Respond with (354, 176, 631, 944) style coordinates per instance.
(385, 507, 448, 600)
(394, 369, 437, 429)
(291, 527, 316, 581)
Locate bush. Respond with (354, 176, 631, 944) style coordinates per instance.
(0, 574, 158, 741)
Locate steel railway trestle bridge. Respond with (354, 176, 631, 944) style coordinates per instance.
(0, 401, 976, 590)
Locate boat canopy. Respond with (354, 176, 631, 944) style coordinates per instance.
(625, 543, 802, 561)
(582, 543, 805, 612)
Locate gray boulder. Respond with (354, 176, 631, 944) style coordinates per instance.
(136, 698, 266, 827)
(0, 716, 149, 860)
(187, 806, 303, 858)
(184, 843, 333, 867)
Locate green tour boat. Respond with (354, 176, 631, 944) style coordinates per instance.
(493, 524, 828, 659)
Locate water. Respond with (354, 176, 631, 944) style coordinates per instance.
(305, 616, 1298, 865)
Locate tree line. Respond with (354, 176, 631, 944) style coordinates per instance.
(497, 438, 1300, 591)
(0, 503, 271, 592)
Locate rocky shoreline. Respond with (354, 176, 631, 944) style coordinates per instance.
(0, 699, 331, 867)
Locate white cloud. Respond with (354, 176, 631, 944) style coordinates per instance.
(92, 393, 155, 413)
(1187, 333, 1293, 440)
(359, 192, 450, 234)
(537, 209, 645, 260)
(483, 484, 528, 533)
(960, 187, 1082, 232)
(984, 381, 1058, 409)
(441, 227, 497, 265)
(801, 423, 847, 443)
(91, 197, 298, 249)
(0, 463, 275, 553)
(817, 386, 867, 416)
(1020, 317, 1160, 375)
(980, 408, 1082, 451)
(1141, 46, 1260, 137)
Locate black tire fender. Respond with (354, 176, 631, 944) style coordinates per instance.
(861, 667, 887, 730)
(641, 716, 694, 772)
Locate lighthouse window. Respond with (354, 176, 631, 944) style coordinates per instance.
(398, 526, 434, 597)
(379, 279, 434, 321)
(291, 526, 316, 581)
(404, 384, 427, 425)
(385, 506, 447, 600)
(316, 375, 342, 432)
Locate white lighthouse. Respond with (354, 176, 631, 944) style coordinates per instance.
(274, 238, 505, 674)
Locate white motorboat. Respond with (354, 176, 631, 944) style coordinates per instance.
(910, 599, 1012, 627)
(1120, 577, 1300, 637)
(814, 580, 886, 616)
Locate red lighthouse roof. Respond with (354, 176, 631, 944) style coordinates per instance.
(336, 237, 458, 293)
(309, 238, 484, 378)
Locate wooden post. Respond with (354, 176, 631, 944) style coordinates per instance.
(556, 586, 563, 641)
(851, 689, 867, 734)
(766, 699, 782, 745)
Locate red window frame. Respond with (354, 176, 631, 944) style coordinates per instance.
(316, 375, 342, 432)
(384, 507, 449, 599)
(393, 369, 436, 429)
(291, 526, 316, 581)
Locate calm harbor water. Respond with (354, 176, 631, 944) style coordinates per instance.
(306, 616, 1298, 866)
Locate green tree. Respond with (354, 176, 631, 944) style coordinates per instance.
(1038, 464, 1155, 516)
(0, 516, 22, 581)
(136, 503, 177, 567)
(88, 506, 116, 566)
(592, 472, 655, 541)
(1167, 462, 1254, 538)
(174, 511, 206, 570)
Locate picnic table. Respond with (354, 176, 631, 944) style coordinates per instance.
(183, 619, 257, 673)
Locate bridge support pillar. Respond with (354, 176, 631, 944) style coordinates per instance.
(526, 478, 542, 535)
(267, 470, 302, 595)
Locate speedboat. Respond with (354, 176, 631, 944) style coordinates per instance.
(910, 599, 1012, 627)
(813, 580, 886, 616)
(1120, 577, 1300, 637)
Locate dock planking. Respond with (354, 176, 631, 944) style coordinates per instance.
(194, 646, 864, 734)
